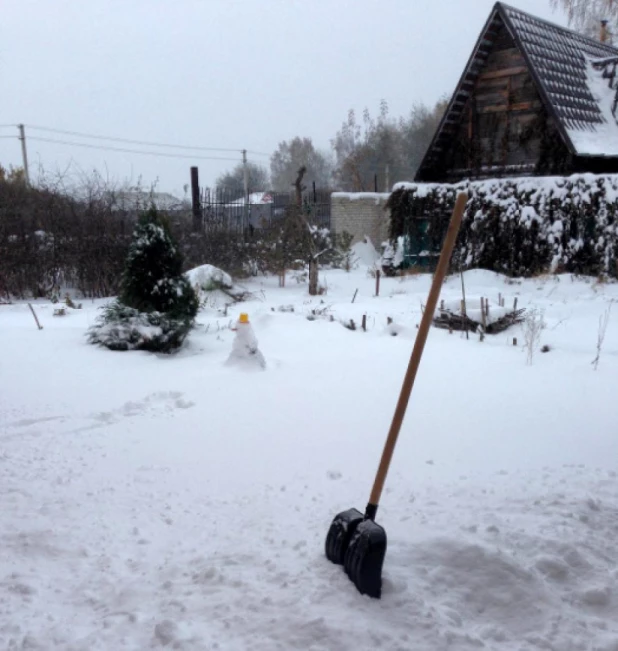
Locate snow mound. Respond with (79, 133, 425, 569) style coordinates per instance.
(351, 237, 380, 266)
(412, 536, 547, 636)
(185, 265, 233, 291)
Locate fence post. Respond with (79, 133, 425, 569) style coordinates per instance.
(190, 166, 201, 231)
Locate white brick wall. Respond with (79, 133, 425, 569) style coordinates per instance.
(331, 192, 391, 247)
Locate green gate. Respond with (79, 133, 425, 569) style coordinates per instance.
(402, 219, 437, 270)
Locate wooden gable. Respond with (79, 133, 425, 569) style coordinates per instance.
(415, 2, 618, 183)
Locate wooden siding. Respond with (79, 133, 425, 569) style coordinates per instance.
(447, 23, 549, 177)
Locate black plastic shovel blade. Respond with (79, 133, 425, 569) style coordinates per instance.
(343, 518, 387, 598)
(325, 507, 364, 565)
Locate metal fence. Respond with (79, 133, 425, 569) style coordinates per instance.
(197, 187, 331, 234)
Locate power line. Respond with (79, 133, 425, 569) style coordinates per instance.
(28, 136, 242, 161)
(27, 125, 245, 154)
(245, 150, 271, 157)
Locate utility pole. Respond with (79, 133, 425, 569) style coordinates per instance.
(190, 166, 201, 231)
(242, 149, 249, 232)
(18, 124, 30, 186)
(242, 149, 249, 202)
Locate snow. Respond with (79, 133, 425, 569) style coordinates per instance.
(2, 268, 618, 650)
(185, 264, 233, 291)
(331, 192, 390, 203)
(437, 296, 512, 326)
(226, 317, 266, 370)
(567, 59, 618, 157)
(351, 237, 380, 266)
(227, 192, 273, 206)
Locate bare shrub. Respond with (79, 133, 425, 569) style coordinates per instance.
(592, 304, 612, 371)
(523, 307, 546, 365)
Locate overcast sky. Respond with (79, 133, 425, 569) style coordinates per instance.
(2, 0, 568, 196)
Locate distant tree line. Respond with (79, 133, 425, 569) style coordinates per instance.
(215, 98, 447, 195)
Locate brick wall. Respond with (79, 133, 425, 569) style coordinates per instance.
(331, 192, 391, 246)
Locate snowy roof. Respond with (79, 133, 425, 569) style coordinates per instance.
(112, 190, 186, 211)
(501, 3, 618, 156)
(417, 2, 618, 172)
(228, 192, 273, 206)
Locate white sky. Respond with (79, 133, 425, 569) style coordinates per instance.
(1, 0, 568, 196)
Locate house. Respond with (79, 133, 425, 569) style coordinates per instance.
(111, 189, 187, 212)
(226, 192, 273, 229)
(415, 2, 618, 183)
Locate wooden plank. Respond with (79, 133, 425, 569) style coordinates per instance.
(486, 49, 525, 68)
(478, 101, 535, 114)
(479, 66, 528, 80)
(477, 77, 510, 90)
(476, 90, 509, 103)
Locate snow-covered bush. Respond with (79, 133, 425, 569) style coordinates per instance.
(87, 302, 194, 352)
(185, 264, 233, 293)
(387, 174, 618, 278)
(88, 209, 198, 353)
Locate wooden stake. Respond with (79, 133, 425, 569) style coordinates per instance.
(375, 270, 381, 297)
(362, 314, 367, 331)
(352, 289, 358, 304)
(460, 269, 468, 340)
(481, 297, 487, 330)
(367, 192, 467, 512)
(28, 303, 43, 330)
(513, 297, 518, 310)
(513, 337, 518, 346)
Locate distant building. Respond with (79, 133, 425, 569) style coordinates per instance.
(112, 190, 187, 212)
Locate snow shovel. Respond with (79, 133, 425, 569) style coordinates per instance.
(324, 191, 468, 599)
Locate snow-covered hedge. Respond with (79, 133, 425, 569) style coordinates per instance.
(387, 174, 618, 278)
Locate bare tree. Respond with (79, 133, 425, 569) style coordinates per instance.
(550, 0, 618, 40)
(270, 137, 333, 192)
(330, 99, 447, 191)
(592, 304, 612, 370)
(215, 162, 269, 199)
(524, 308, 546, 365)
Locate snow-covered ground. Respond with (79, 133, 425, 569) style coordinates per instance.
(1, 265, 618, 650)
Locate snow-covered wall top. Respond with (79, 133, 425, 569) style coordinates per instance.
(331, 192, 390, 202)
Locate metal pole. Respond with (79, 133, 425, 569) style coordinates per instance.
(18, 124, 30, 186)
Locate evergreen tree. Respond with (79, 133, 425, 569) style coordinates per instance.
(88, 208, 198, 352)
(120, 209, 197, 320)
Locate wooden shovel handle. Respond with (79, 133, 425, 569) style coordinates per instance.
(367, 192, 468, 515)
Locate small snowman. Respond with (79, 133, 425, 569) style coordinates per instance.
(226, 313, 266, 370)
